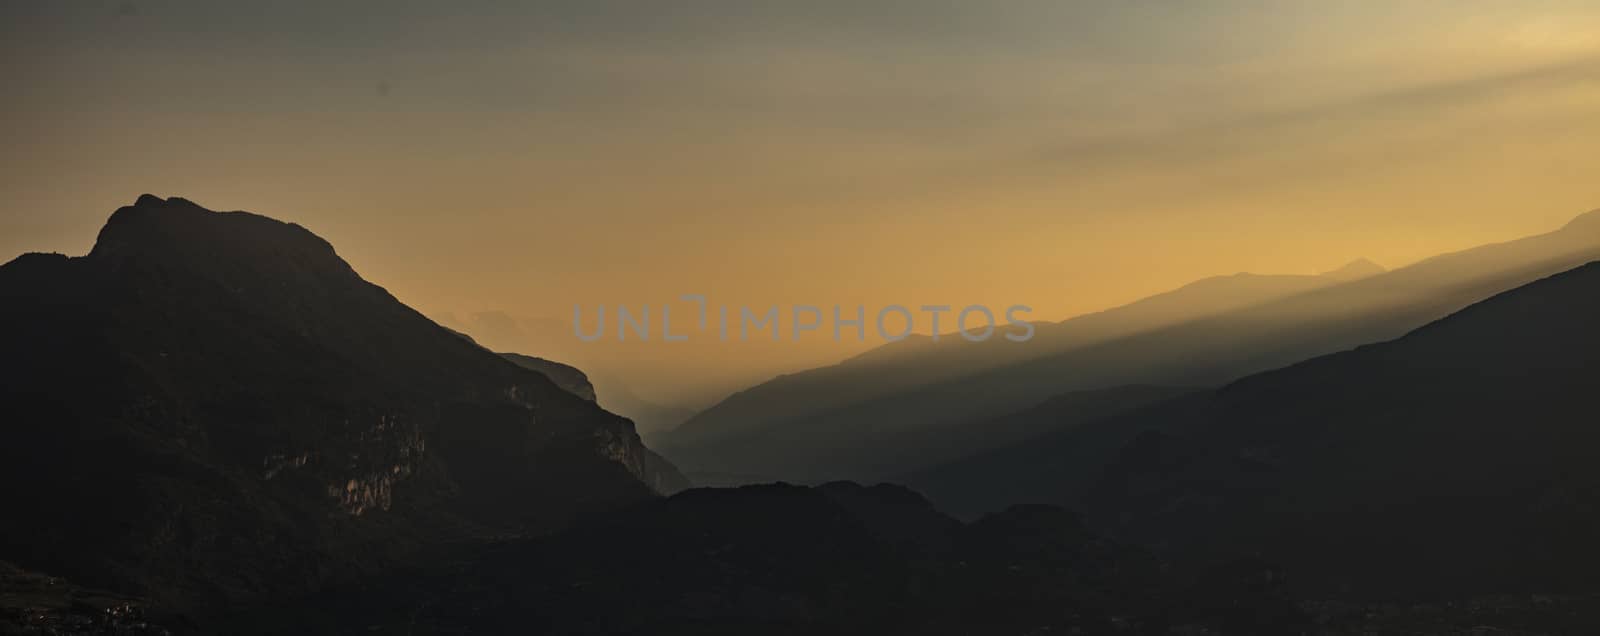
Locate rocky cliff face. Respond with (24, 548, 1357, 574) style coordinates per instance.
(0, 195, 685, 611)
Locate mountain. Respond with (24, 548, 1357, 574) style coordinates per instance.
(666, 271, 1347, 445)
(588, 366, 698, 435)
(434, 329, 695, 435)
(436, 312, 699, 433)
(501, 352, 692, 492)
(658, 210, 1600, 483)
(212, 482, 1304, 635)
(433, 309, 871, 417)
(917, 261, 1600, 599)
(656, 272, 1357, 479)
(1320, 257, 1386, 282)
(0, 195, 684, 612)
(501, 352, 597, 402)
(674, 384, 1196, 483)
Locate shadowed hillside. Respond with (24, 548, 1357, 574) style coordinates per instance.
(916, 261, 1600, 599)
(211, 483, 1304, 636)
(0, 196, 684, 613)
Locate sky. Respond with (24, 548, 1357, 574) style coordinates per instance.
(4, 1, 1599, 404)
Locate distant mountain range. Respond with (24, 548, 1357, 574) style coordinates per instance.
(0, 195, 685, 613)
(912, 259, 1600, 599)
(656, 210, 1600, 483)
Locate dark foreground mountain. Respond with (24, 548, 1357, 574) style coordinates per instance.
(0, 196, 684, 614)
(499, 351, 697, 436)
(587, 365, 700, 435)
(501, 351, 692, 495)
(437, 312, 700, 434)
(210, 482, 1305, 635)
(916, 261, 1600, 600)
(660, 211, 1600, 483)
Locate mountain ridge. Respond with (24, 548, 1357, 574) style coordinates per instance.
(0, 195, 685, 610)
(658, 208, 1600, 483)
(914, 260, 1600, 598)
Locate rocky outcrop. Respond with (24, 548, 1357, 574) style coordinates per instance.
(501, 352, 597, 402)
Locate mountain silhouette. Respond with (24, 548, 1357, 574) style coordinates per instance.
(213, 482, 1304, 635)
(916, 260, 1600, 599)
(0, 195, 684, 612)
(658, 210, 1600, 483)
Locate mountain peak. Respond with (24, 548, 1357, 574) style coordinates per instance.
(1, 196, 687, 607)
(1321, 258, 1385, 282)
(90, 194, 340, 273)
(128, 193, 203, 210)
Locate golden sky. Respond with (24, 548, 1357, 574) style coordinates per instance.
(4, 1, 1599, 403)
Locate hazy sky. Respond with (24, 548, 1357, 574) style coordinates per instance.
(5, 1, 1599, 400)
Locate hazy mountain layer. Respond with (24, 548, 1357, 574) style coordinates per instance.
(669, 271, 1357, 445)
(916, 260, 1600, 599)
(673, 384, 1196, 484)
(661, 210, 1600, 483)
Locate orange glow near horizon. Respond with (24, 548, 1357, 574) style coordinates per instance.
(4, 2, 1599, 405)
